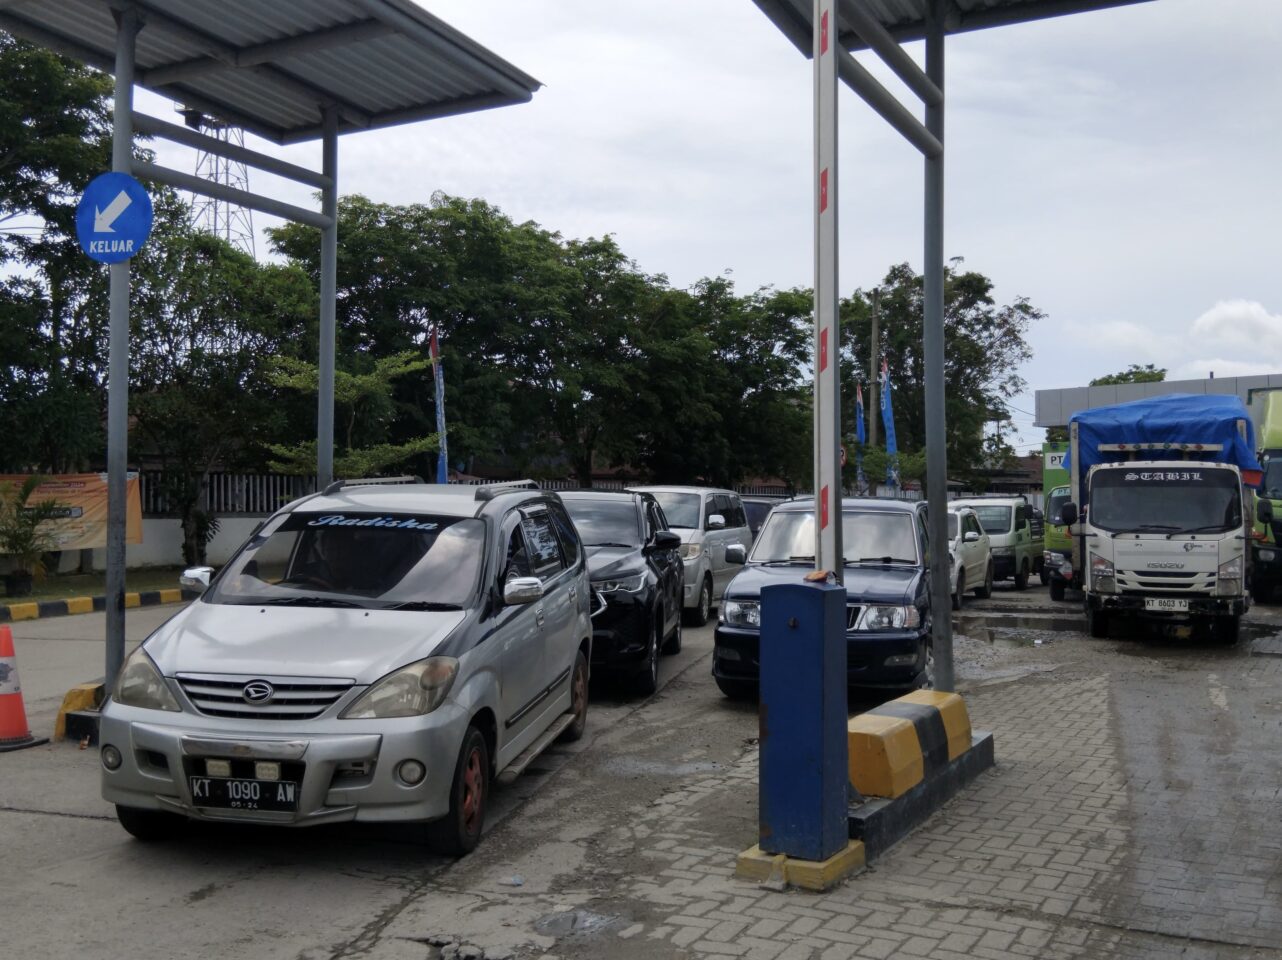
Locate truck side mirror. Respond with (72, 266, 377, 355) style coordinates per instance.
(1060, 503, 1078, 527)
(1258, 499, 1275, 525)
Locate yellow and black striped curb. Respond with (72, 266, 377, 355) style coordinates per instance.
(0, 588, 198, 624)
(846, 689, 995, 860)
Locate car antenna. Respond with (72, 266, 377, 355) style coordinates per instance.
(322, 478, 345, 496)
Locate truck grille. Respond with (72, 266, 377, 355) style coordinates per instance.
(1116, 570, 1212, 594)
(176, 673, 355, 721)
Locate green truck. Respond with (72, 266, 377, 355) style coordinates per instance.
(1252, 391, 1282, 602)
(1042, 442, 1076, 601)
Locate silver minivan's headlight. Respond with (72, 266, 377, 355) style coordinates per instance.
(113, 647, 181, 712)
(341, 657, 458, 719)
(856, 605, 920, 631)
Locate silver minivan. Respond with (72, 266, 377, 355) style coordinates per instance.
(627, 486, 751, 625)
(99, 481, 591, 855)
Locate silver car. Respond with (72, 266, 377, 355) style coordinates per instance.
(627, 486, 751, 626)
(99, 481, 591, 855)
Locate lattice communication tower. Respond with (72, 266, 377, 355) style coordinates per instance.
(179, 107, 256, 257)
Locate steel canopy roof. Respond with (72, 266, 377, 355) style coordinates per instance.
(753, 0, 1157, 53)
(0, 0, 541, 144)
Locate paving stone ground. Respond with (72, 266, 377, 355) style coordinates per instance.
(368, 604, 1282, 960)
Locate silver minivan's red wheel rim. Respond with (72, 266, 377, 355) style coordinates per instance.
(462, 748, 484, 834)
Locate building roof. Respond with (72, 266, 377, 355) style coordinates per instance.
(751, 0, 1157, 53)
(0, 0, 541, 144)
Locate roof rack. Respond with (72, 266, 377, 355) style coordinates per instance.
(321, 475, 423, 496)
(474, 479, 540, 502)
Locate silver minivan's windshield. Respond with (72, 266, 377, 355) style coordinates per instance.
(207, 512, 485, 609)
(750, 510, 919, 565)
(1089, 468, 1241, 534)
(649, 492, 701, 529)
(971, 505, 1012, 535)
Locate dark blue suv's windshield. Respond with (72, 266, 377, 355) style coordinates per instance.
(750, 510, 919, 565)
(208, 512, 485, 609)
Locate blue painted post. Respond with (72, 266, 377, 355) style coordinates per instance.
(758, 579, 848, 862)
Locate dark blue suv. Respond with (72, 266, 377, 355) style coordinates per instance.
(712, 497, 933, 699)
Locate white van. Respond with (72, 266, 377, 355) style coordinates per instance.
(627, 486, 751, 625)
(950, 496, 1041, 590)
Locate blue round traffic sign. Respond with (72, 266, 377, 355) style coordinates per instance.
(75, 172, 153, 264)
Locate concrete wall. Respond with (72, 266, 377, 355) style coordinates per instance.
(53, 516, 265, 573)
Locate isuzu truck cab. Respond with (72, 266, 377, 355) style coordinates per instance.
(1060, 394, 1267, 643)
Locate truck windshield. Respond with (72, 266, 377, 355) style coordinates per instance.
(971, 506, 1012, 535)
(1046, 487, 1070, 525)
(207, 512, 485, 609)
(1089, 469, 1241, 534)
(1262, 457, 1282, 500)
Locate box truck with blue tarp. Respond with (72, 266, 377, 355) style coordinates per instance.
(1060, 394, 1267, 642)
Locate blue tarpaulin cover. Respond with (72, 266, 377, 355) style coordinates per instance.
(1065, 394, 1261, 477)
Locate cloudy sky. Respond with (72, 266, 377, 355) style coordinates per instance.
(138, 0, 1282, 453)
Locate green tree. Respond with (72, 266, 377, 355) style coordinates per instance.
(840, 260, 1039, 486)
(265, 352, 438, 478)
(127, 194, 317, 563)
(1089, 363, 1166, 386)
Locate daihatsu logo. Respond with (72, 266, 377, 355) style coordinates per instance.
(1147, 562, 1184, 569)
(242, 680, 275, 703)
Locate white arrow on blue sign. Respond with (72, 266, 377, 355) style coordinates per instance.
(75, 171, 153, 264)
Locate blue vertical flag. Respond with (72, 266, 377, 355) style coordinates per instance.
(855, 383, 868, 494)
(855, 382, 866, 445)
(430, 327, 448, 484)
(880, 359, 900, 490)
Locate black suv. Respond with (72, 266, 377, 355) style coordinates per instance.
(713, 497, 933, 699)
(559, 491, 683, 695)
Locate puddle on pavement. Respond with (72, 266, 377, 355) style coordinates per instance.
(958, 627, 1054, 650)
(534, 908, 620, 937)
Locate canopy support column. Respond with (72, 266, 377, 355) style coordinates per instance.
(317, 106, 338, 488)
(923, 0, 953, 691)
(104, 4, 139, 693)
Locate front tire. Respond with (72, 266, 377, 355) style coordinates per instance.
(952, 572, 963, 611)
(426, 725, 489, 857)
(685, 576, 713, 627)
(1251, 580, 1272, 604)
(1087, 606, 1110, 639)
(715, 677, 757, 701)
(1039, 563, 1050, 586)
(1014, 559, 1030, 591)
(974, 562, 993, 599)
(116, 805, 185, 842)
(559, 650, 589, 743)
(1213, 614, 1241, 646)
(1050, 579, 1066, 602)
(662, 610, 683, 654)
(634, 621, 660, 696)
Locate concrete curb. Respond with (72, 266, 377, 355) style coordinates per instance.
(0, 587, 197, 624)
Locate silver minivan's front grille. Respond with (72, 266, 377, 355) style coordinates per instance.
(176, 673, 354, 721)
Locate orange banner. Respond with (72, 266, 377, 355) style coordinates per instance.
(0, 473, 142, 550)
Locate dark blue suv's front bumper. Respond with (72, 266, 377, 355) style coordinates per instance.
(712, 622, 926, 689)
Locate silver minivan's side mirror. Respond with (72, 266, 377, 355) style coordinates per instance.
(726, 544, 747, 565)
(503, 576, 544, 606)
(180, 566, 214, 592)
(963, 531, 980, 543)
(706, 513, 726, 530)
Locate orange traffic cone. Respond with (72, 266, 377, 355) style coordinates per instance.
(0, 625, 48, 752)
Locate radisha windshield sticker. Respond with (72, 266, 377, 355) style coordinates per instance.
(306, 515, 439, 530)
